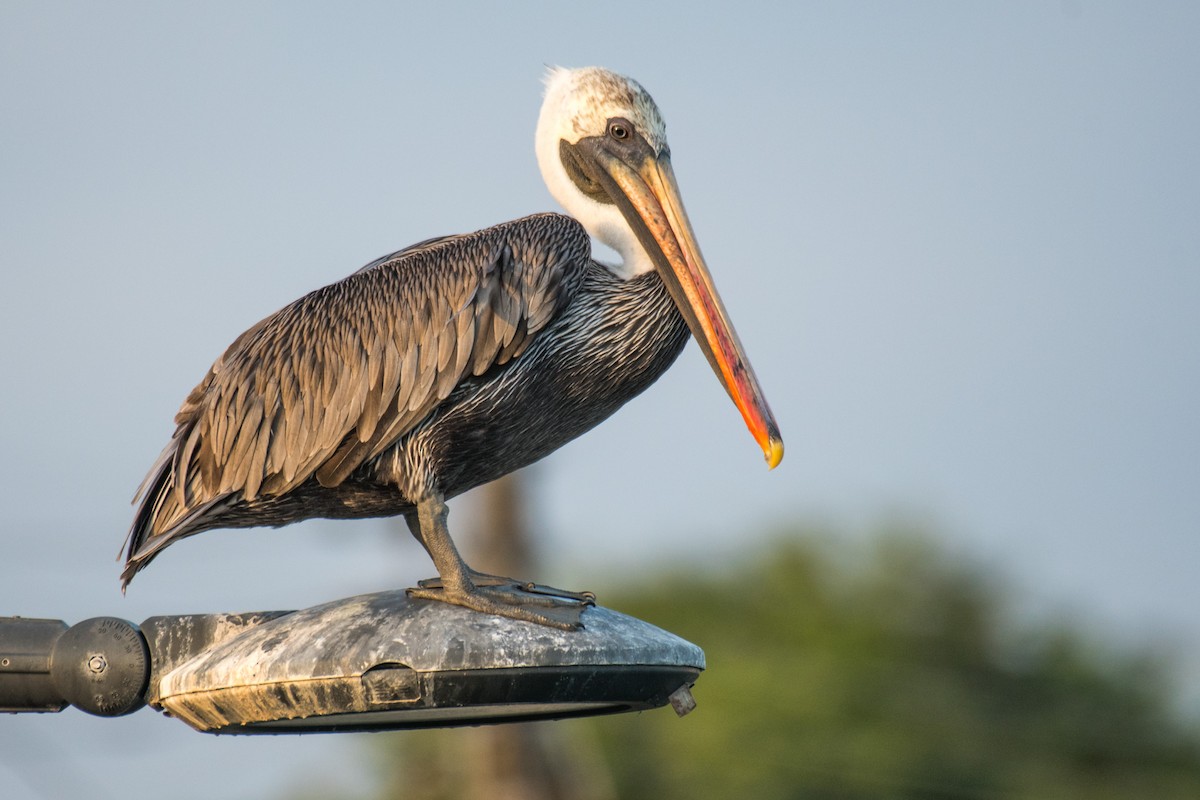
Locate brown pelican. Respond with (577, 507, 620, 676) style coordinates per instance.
(122, 67, 783, 627)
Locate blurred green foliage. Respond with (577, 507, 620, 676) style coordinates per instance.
(335, 527, 1200, 799)
(588, 529, 1200, 799)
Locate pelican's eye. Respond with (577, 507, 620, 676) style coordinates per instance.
(608, 120, 631, 140)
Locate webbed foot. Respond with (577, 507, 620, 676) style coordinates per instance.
(416, 571, 596, 604)
(407, 577, 592, 630)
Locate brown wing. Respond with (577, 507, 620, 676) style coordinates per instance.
(124, 213, 590, 573)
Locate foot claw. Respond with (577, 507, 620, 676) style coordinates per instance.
(521, 582, 597, 605)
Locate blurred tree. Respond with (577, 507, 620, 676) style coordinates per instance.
(311, 525, 1200, 800)
(587, 530, 1200, 799)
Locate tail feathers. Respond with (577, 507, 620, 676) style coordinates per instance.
(121, 493, 226, 590)
(121, 438, 226, 590)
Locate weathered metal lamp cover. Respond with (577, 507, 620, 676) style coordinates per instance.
(150, 590, 703, 732)
(2, 592, 704, 733)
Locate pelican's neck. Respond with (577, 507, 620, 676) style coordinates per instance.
(536, 148, 654, 279)
(579, 203, 656, 280)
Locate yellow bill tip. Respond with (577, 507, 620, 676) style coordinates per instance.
(765, 437, 784, 470)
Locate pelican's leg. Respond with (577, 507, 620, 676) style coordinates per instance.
(405, 494, 589, 629)
(404, 509, 540, 590)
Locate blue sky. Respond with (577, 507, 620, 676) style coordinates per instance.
(2, 3, 1198, 798)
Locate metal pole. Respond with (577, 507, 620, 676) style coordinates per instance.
(0, 616, 148, 716)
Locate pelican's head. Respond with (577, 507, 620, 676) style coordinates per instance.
(535, 66, 784, 470)
(536, 67, 667, 277)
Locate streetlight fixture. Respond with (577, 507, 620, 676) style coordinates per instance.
(1, 590, 702, 732)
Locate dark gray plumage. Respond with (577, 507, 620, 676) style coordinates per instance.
(122, 213, 688, 585)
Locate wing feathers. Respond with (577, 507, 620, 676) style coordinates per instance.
(128, 214, 589, 563)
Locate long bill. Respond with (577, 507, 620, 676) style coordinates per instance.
(579, 138, 784, 469)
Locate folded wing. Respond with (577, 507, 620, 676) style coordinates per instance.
(123, 213, 590, 580)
